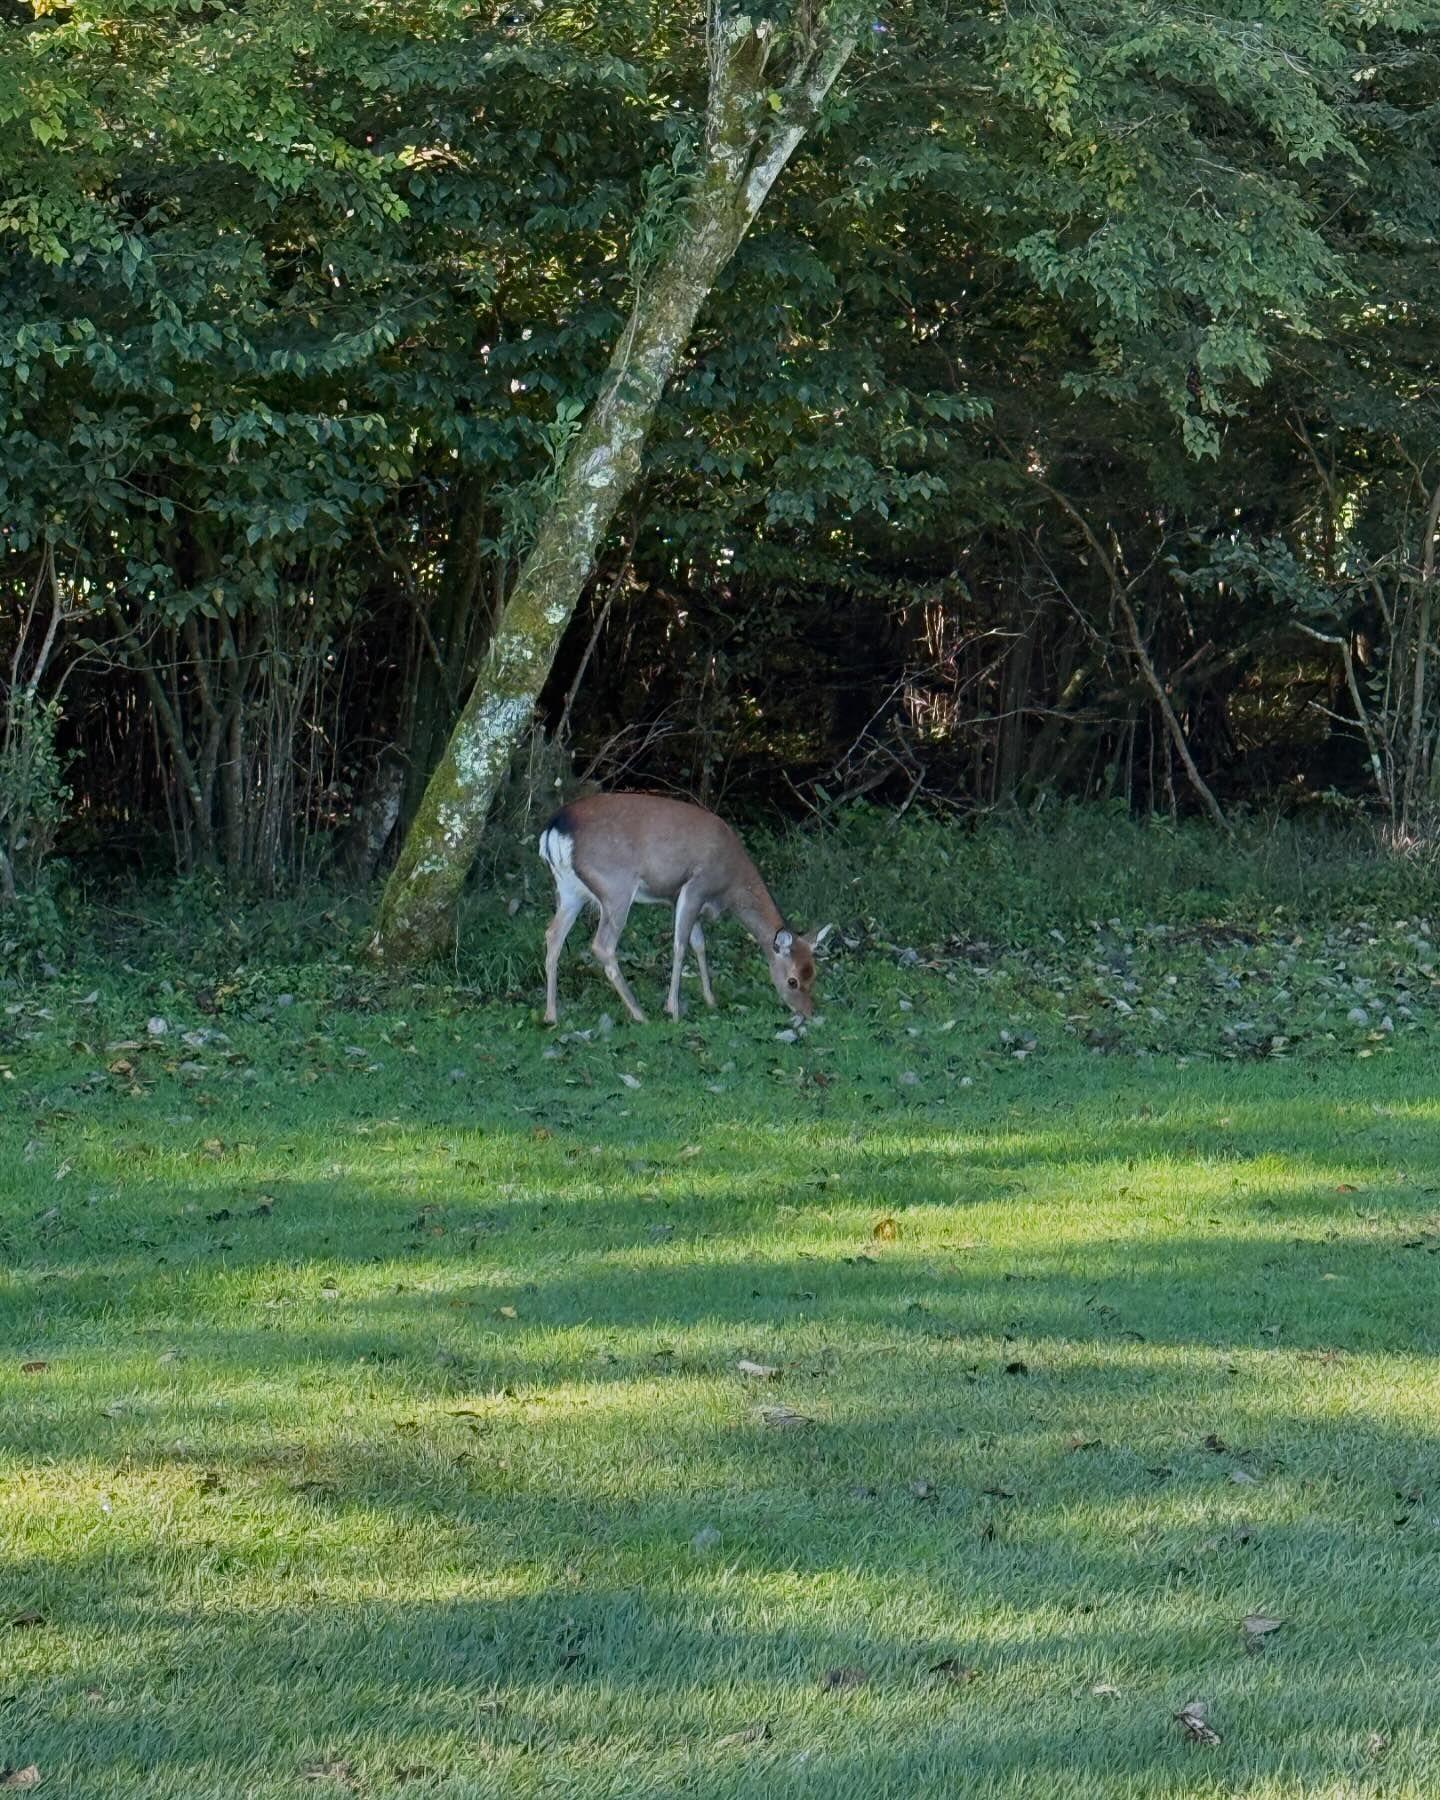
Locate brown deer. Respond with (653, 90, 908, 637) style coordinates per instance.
(539, 792, 830, 1024)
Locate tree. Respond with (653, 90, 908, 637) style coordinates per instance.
(369, 1, 862, 966)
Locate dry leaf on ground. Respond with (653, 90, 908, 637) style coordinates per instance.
(819, 1666, 868, 1691)
(1174, 1701, 1222, 1746)
(715, 1722, 770, 1750)
(928, 1659, 980, 1686)
(301, 1763, 356, 1787)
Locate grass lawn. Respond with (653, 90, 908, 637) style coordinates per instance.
(4, 905, 1440, 1796)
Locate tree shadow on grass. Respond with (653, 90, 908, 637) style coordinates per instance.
(4, 1428, 1440, 1798)
(5, 1074, 1440, 1794)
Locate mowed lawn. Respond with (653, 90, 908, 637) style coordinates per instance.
(3, 962, 1440, 1798)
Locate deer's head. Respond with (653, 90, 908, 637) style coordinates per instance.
(769, 923, 832, 1018)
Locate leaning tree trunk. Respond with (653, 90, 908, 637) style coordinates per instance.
(369, 3, 861, 967)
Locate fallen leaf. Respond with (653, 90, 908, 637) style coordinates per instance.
(1366, 1732, 1389, 1761)
(497, 1306, 518, 1320)
(1173, 1701, 1222, 1746)
(928, 1658, 980, 1686)
(736, 1360, 780, 1380)
(1090, 1682, 1121, 1698)
(715, 1721, 770, 1750)
(759, 1405, 811, 1429)
(1068, 1435, 1103, 1452)
(1241, 1614, 1283, 1637)
(1228, 1468, 1259, 1486)
(1202, 1433, 1229, 1453)
(301, 1763, 356, 1786)
(691, 1525, 722, 1554)
(819, 1666, 867, 1691)
(909, 1479, 937, 1501)
(618, 1073, 642, 1089)
(0, 1768, 40, 1790)
(872, 1217, 899, 1241)
(19, 1362, 47, 1375)
(6, 1612, 45, 1630)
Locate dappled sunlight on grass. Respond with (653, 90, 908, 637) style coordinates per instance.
(6, 1008, 1440, 1796)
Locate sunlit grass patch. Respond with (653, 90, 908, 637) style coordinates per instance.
(4, 970, 1440, 1797)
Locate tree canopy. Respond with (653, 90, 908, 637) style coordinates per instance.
(3, 0, 1439, 915)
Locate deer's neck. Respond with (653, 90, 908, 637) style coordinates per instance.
(728, 863, 784, 950)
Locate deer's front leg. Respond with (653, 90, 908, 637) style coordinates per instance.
(689, 922, 716, 1008)
(666, 884, 704, 1019)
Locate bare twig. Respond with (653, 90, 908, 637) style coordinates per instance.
(1034, 478, 1233, 835)
(1294, 620, 1391, 807)
(556, 518, 640, 747)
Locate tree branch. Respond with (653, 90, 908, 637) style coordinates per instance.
(1035, 478, 1233, 835)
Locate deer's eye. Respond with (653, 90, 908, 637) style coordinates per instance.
(787, 977, 799, 988)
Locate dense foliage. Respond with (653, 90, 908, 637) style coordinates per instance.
(3, 0, 1440, 905)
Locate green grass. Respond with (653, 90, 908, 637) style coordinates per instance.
(5, 852, 1440, 1797)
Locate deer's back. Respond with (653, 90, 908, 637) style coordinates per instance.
(543, 793, 744, 903)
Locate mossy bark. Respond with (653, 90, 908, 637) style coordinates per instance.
(371, 5, 860, 968)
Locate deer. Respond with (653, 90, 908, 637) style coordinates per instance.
(538, 792, 831, 1025)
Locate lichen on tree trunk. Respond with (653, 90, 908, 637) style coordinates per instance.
(370, 3, 861, 967)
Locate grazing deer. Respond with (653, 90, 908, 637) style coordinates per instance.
(539, 792, 830, 1024)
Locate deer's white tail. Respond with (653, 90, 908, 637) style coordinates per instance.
(539, 816, 597, 911)
(538, 821, 575, 876)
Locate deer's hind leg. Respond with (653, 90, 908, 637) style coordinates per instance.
(543, 877, 589, 1025)
(590, 885, 646, 1023)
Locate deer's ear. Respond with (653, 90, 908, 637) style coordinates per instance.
(773, 928, 794, 954)
(809, 923, 834, 952)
